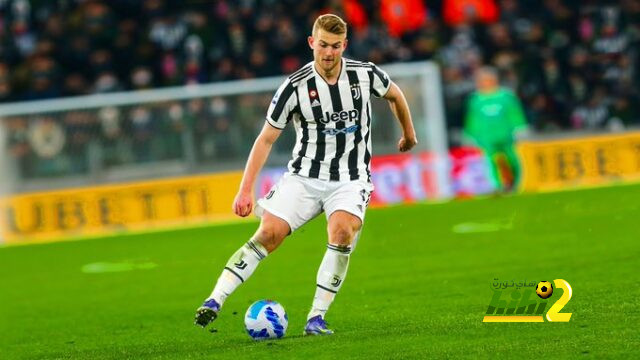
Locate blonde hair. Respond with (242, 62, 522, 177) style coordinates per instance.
(312, 14, 347, 37)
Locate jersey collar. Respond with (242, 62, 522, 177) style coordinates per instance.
(313, 58, 345, 86)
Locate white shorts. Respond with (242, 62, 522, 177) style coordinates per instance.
(255, 173, 374, 232)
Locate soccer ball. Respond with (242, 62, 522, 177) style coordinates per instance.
(244, 300, 288, 340)
(536, 281, 553, 299)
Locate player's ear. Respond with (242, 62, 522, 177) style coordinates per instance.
(308, 36, 314, 50)
(342, 38, 348, 50)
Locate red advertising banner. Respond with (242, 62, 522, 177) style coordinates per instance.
(369, 152, 440, 205)
(449, 147, 495, 197)
(256, 148, 495, 207)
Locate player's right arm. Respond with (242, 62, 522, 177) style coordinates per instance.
(233, 123, 282, 217)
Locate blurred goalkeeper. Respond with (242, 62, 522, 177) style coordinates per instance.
(194, 14, 417, 335)
(463, 66, 528, 192)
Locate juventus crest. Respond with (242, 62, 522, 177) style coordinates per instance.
(350, 83, 361, 100)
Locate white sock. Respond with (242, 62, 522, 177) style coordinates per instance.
(208, 238, 268, 307)
(307, 244, 351, 320)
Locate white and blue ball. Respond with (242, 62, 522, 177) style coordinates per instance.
(244, 300, 288, 340)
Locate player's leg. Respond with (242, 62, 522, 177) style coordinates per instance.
(481, 143, 503, 191)
(502, 143, 521, 191)
(196, 173, 322, 328)
(305, 181, 371, 335)
(195, 212, 289, 327)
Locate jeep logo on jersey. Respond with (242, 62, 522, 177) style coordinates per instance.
(321, 109, 359, 124)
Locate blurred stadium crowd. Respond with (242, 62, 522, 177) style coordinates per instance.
(2, 0, 640, 179)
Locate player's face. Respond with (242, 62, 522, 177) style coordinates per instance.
(475, 73, 498, 92)
(309, 30, 347, 73)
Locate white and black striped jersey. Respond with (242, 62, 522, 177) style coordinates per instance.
(266, 58, 391, 182)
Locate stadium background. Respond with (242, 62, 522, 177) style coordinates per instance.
(0, 1, 639, 359)
(2, 0, 640, 243)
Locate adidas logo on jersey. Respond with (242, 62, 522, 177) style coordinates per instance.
(321, 109, 359, 124)
(311, 99, 321, 107)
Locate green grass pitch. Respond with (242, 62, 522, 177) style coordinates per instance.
(1, 184, 639, 359)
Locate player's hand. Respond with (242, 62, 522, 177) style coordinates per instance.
(232, 191, 253, 217)
(398, 136, 418, 152)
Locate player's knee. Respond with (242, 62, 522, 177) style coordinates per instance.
(254, 226, 282, 253)
(255, 218, 288, 253)
(328, 212, 362, 247)
(329, 223, 356, 247)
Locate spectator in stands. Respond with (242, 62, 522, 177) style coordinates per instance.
(161, 102, 187, 159)
(443, 0, 499, 26)
(379, 0, 428, 38)
(62, 73, 90, 97)
(98, 106, 132, 166)
(187, 98, 215, 162)
(571, 93, 611, 130)
(526, 93, 563, 132)
(64, 111, 93, 174)
(6, 117, 32, 176)
(0, 63, 13, 102)
(609, 95, 639, 128)
(129, 66, 155, 90)
(24, 56, 60, 100)
(209, 97, 237, 159)
(129, 106, 155, 163)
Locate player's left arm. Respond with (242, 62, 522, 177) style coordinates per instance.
(506, 91, 530, 140)
(383, 82, 418, 152)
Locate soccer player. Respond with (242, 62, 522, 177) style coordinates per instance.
(463, 66, 528, 192)
(195, 14, 417, 335)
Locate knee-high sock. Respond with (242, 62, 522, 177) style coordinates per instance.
(307, 244, 351, 320)
(208, 238, 268, 307)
